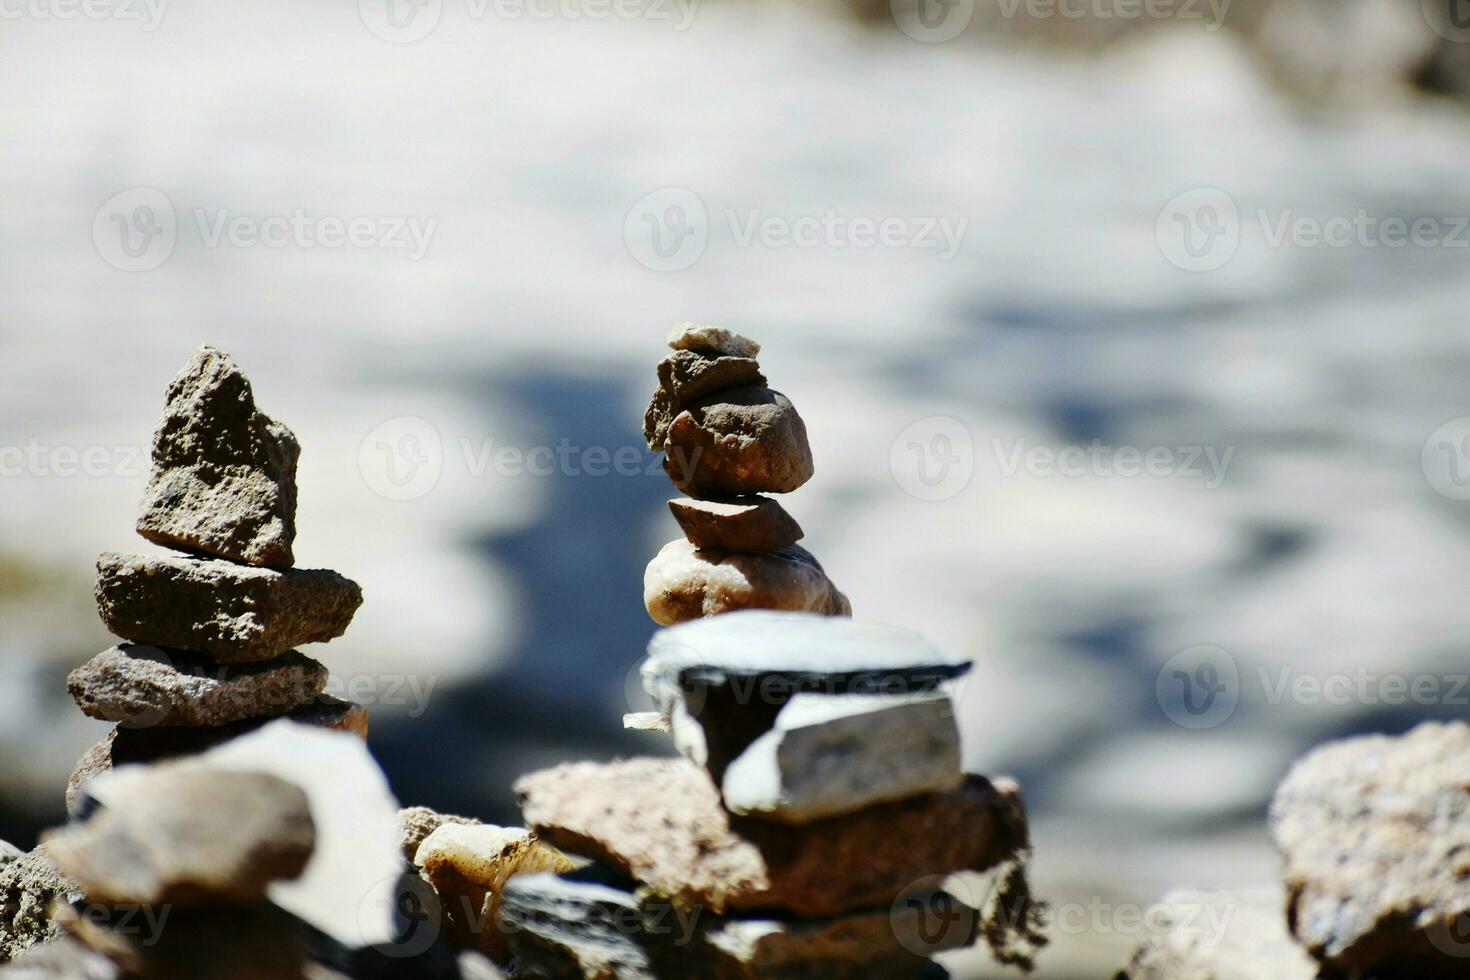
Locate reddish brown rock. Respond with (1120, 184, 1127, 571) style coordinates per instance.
(515, 758, 1029, 918)
(663, 388, 814, 498)
(667, 496, 803, 554)
(644, 539, 849, 626)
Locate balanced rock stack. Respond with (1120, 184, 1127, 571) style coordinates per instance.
(642, 324, 849, 626)
(503, 611, 1047, 978)
(64, 346, 365, 813)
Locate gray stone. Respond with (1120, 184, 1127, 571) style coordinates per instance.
(0, 847, 83, 964)
(666, 323, 760, 359)
(0, 937, 120, 978)
(667, 496, 803, 554)
(1116, 888, 1317, 980)
(643, 540, 849, 627)
(716, 692, 964, 823)
(1270, 721, 1470, 977)
(46, 766, 315, 905)
(68, 645, 328, 728)
(94, 552, 361, 663)
(0, 844, 20, 870)
(136, 345, 300, 568)
(663, 387, 814, 498)
(643, 351, 765, 451)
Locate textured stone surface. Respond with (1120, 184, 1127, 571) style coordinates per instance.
(663, 388, 814, 498)
(516, 758, 1029, 918)
(65, 697, 367, 817)
(668, 496, 803, 554)
(414, 824, 574, 959)
(94, 553, 361, 663)
(1270, 721, 1470, 976)
(0, 844, 19, 870)
(644, 539, 849, 627)
(666, 323, 760, 360)
(643, 351, 765, 451)
(68, 645, 328, 728)
(1116, 888, 1316, 980)
(0, 937, 120, 978)
(399, 806, 482, 863)
(136, 345, 300, 568)
(0, 847, 83, 964)
(47, 766, 314, 905)
(716, 692, 964, 823)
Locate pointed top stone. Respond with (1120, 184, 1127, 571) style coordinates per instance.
(135, 345, 300, 568)
(666, 323, 761, 360)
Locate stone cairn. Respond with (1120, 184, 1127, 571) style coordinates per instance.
(63, 345, 366, 813)
(642, 323, 849, 626)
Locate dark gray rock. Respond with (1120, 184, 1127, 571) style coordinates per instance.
(643, 351, 765, 452)
(94, 553, 361, 663)
(1116, 888, 1317, 980)
(136, 345, 300, 568)
(663, 387, 814, 498)
(667, 496, 803, 554)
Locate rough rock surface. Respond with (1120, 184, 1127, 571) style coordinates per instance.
(1116, 888, 1317, 980)
(414, 824, 574, 959)
(0, 937, 120, 978)
(0, 844, 20, 870)
(644, 539, 849, 627)
(516, 757, 1029, 918)
(0, 847, 83, 964)
(94, 553, 362, 662)
(643, 352, 766, 451)
(667, 496, 803, 554)
(1270, 721, 1470, 976)
(666, 323, 760, 360)
(716, 692, 964, 823)
(47, 767, 314, 905)
(398, 807, 483, 864)
(135, 345, 300, 568)
(65, 697, 366, 816)
(68, 645, 328, 728)
(663, 388, 814, 498)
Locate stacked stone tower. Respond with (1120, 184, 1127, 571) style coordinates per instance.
(642, 323, 848, 625)
(63, 346, 366, 813)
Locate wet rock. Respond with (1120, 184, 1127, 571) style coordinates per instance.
(663, 388, 814, 498)
(0, 847, 84, 964)
(1270, 721, 1470, 977)
(136, 346, 300, 569)
(0, 937, 120, 978)
(398, 807, 482, 864)
(94, 553, 361, 663)
(643, 539, 849, 626)
(643, 352, 766, 451)
(68, 646, 328, 729)
(716, 692, 964, 823)
(46, 766, 314, 905)
(515, 757, 1028, 918)
(1116, 887, 1316, 980)
(666, 323, 760, 360)
(667, 496, 803, 554)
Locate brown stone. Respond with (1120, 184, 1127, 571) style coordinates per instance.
(643, 351, 765, 451)
(62, 902, 312, 980)
(94, 553, 361, 663)
(644, 538, 849, 627)
(0, 846, 83, 964)
(667, 496, 803, 554)
(666, 323, 761, 359)
(136, 345, 300, 569)
(515, 758, 1029, 918)
(398, 806, 482, 864)
(663, 388, 814, 498)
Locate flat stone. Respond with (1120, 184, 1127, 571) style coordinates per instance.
(68, 645, 328, 728)
(515, 757, 1029, 918)
(1117, 888, 1317, 980)
(399, 806, 482, 863)
(65, 696, 367, 817)
(0, 937, 120, 979)
(668, 496, 803, 554)
(1270, 721, 1470, 977)
(663, 388, 814, 498)
(501, 865, 970, 979)
(95, 552, 362, 663)
(0, 847, 83, 964)
(666, 323, 761, 359)
(643, 539, 849, 627)
(643, 352, 765, 451)
(136, 345, 300, 568)
(414, 824, 574, 959)
(46, 766, 314, 905)
(622, 712, 670, 733)
(716, 692, 964, 823)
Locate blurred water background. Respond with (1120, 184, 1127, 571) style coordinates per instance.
(5, 1, 1470, 975)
